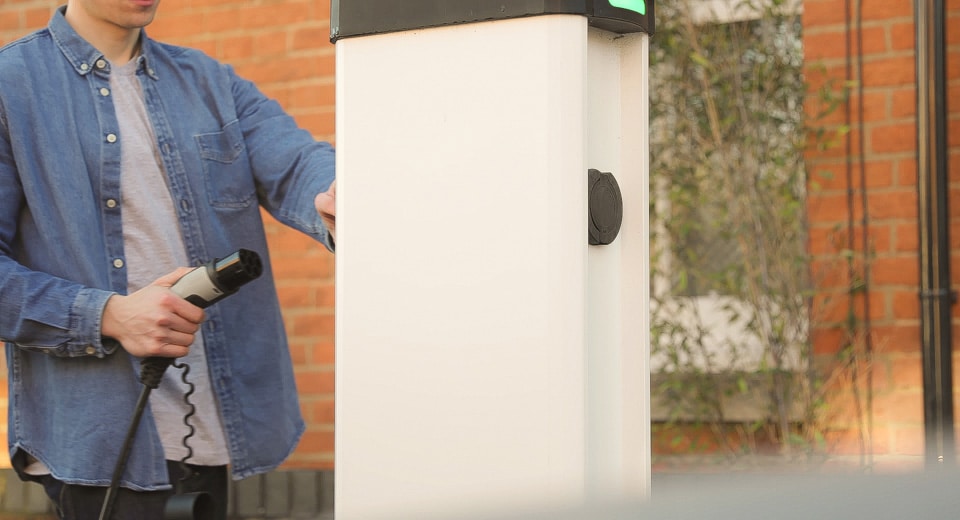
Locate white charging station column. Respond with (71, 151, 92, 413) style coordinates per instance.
(332, 3, 653, 518)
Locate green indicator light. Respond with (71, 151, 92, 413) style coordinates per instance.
(609, 0, 646, 15)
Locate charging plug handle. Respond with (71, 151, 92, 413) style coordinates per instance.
(170, 249, 263, 308)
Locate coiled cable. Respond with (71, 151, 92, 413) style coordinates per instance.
(172, 359, 198, 493)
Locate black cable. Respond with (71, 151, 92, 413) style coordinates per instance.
(99, 356, 174, 520)
(172, 359, 198, 494)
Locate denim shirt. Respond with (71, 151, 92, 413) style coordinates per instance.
(0, 9, 335, 490)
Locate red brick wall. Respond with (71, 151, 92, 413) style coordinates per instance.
(803, 0, 959, 468)
(0, 0, 336, 469)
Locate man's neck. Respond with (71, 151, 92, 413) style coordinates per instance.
(64, 6, 142, 64)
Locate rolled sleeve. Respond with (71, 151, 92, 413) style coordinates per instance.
(68, 287, 119, 357)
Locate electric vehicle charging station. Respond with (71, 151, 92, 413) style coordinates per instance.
(331, 2, 654, 518)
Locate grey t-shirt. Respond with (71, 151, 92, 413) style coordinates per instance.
(112, 57, 229, 467)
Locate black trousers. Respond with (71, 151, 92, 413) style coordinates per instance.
(37, 461, 228, 520)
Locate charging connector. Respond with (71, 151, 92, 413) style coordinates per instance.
(99, 249, 263, 520)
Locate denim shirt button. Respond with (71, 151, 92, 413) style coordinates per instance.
(79, 63, 89, 71)
(84, 346, 96, 355)
(106, 199, 117, 208)
(99, 87, 110, 97)
(112, 258, 124, 269)
(180, 199, 190, 212)
(106, 133, 117, 143)
(95, 59, 107, 69)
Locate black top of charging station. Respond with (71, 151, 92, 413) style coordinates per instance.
(330, 0, 655, 42)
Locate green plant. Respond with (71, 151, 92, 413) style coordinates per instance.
(649, 0, 849, 463)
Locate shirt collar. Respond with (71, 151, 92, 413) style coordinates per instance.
(48, 6, 157, 80)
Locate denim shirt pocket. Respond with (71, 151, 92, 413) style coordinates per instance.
(195, 120, 256, 208)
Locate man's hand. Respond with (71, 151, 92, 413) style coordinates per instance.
(101, 268, 205, 358)
(315, 180, 336, 242)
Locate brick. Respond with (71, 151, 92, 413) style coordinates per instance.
(238, 5, 306, 31)
(265, 225, 323, 253)
(864, 159, 895, 188)
(890, 21, 915, 51)
(865, 289, 888, 320)
(866, 189, 917, 219)
(808, 191, 864, 223)
(311, 340, 336, 365)
(890, 290, 920, 320)
(862, 55, 917, 88)
(23, 7, 51, 28)
(890, 87, 916, 119)
(811, 326, 846, 355)
(220, 34, 255, 62)
(287, 339, 309, 365)
(815, 89, 893, 126)
(892, 223, 918, 252)
(199, 0, 238, 7)
(896, 157, 918, 185)
(811, 290, 851, 324)
(270, 252, 334, 280)
(253, 29, 289, 57)
(805, 225, 833, 257)
(803, 67, 848, 119)
(201, 8, 237, 34)
(297, 428, 335, 454)
(803, 0, 851, 27)
(807, 161, 846, 192)
(856, 90, 892, 123)
(950, 13, 960, 46)
(295, 367, 335, 394)
(315, 283, 336, 308)
(276, 283, 315, 308)
(866, 324, 921, 353)
(291, 25, 329, 51)
(150, 11, 206, 40)
(950, 118, 960, 147)
(860, 0, 914, 21)
(805, 25, 887, 61)
(288, 312, 335, 339)
(869, 122, 917, 154)
(865, 223, 892, 253)
(290, 82, 335, 110)
(870, 255, 920, 285)
(886, 354, 924, 390)
(819, 127, 865, 160)
(307, 397, 336, 425)
(0, 12, 18, 32)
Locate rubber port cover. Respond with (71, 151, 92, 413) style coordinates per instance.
(588, 169, 623, 246)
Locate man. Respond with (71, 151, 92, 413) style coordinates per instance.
(0, 0, 337, 517)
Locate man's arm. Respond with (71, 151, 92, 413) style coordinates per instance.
(0, 109, 111, 356)
(226, 65, 337, 249)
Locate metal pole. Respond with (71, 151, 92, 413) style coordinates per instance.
(915, 0, 954, 468)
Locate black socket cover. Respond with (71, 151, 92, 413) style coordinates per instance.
(213, 249, 263, 292)
(588, 169, 623, 246)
